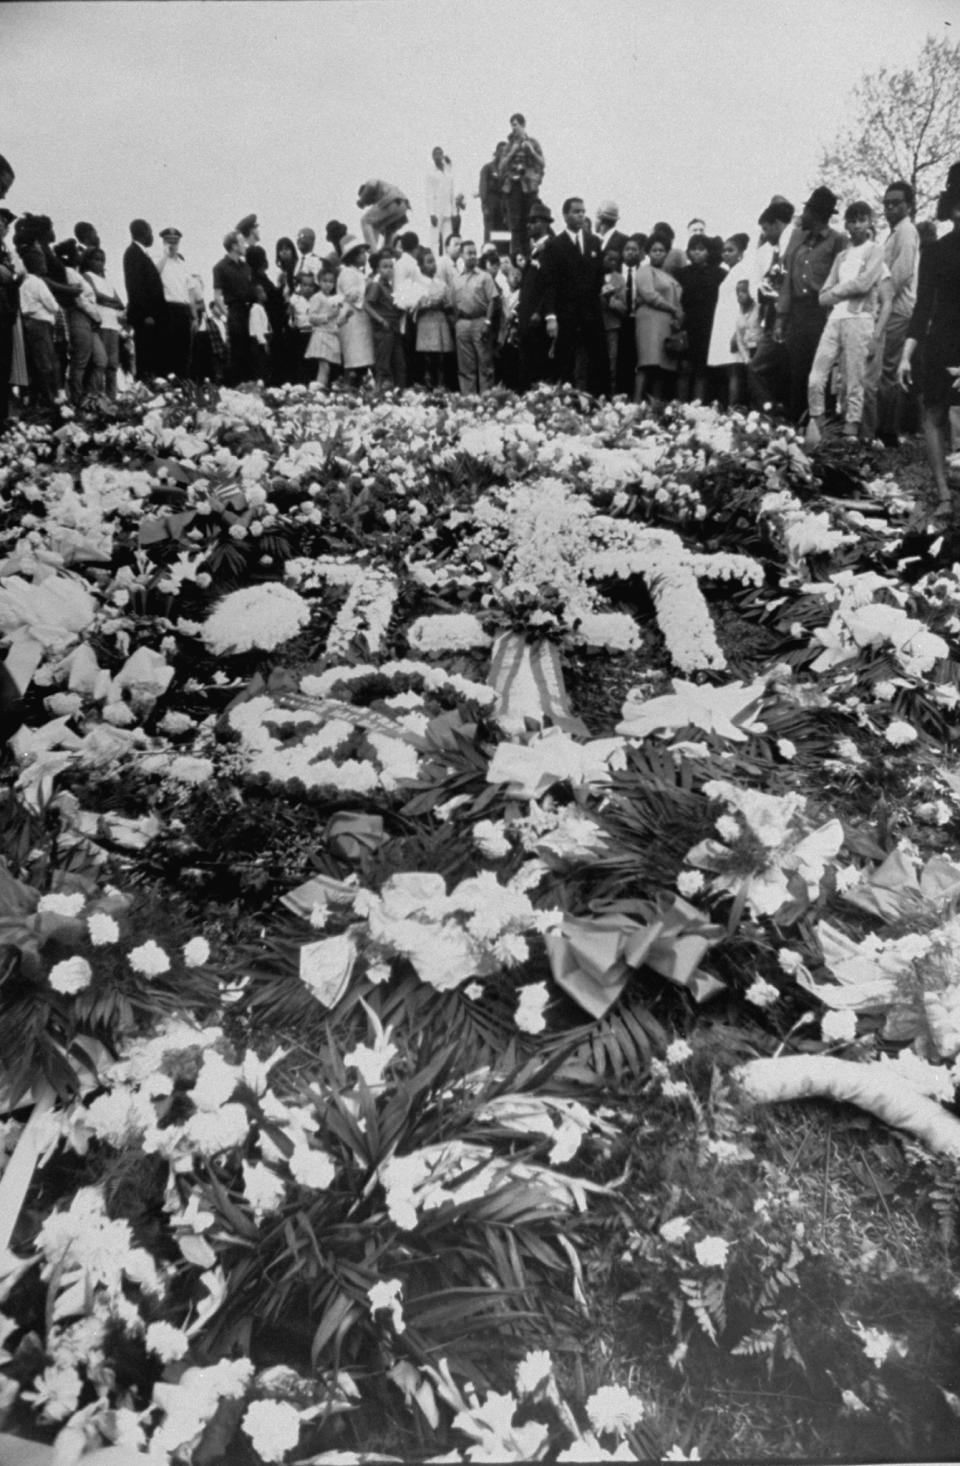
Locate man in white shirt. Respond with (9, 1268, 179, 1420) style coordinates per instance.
(864, 179, 920, 443)
(295, 227, 324, 279)
(436, 234, 465, 289)
(158, 227, 193, 376)
(425, 148, 464, 257)
(20, 263, 61, 414)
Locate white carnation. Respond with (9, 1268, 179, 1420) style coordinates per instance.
(128, 940, 170, 976)
(202, 583, 311, 655)
(48, 956, 93, 994)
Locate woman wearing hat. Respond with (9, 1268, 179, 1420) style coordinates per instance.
(336, 236, 374, 386)
(898, 162, 960, 516)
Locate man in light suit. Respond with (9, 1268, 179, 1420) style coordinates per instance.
(538, 196, 608, 397)
(122, 218, 166, 381)
(595, 201, 628, 261)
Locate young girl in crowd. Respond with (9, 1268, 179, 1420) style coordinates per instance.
(733, 278, 761, 386)
(288, 271, 318, 384)
(305, 265, 342, 390)
(413, 249, 453, 388)
(707, 233, 751, 406)
(365, 251, 406, 388)
(337, 237, 374, 388)
(600, 248, 626, 388)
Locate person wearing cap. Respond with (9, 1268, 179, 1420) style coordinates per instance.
(123, 219, 166, 380)
(0, 206, 24, 429)
(236, 214, 260, 249)
(426, 147, 464, 258)
(158, 227, 194, 377)
(746, 196, 794, 412)
(336, 236, 375, 386)
(774, 185, 847, 422)
(212, 230, 257, 384)
(498, 113, 546, 257)
(595, 202, 628, 260)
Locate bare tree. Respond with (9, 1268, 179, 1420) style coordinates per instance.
(818, 36, 960, 217)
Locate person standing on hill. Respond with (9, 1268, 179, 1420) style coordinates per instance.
(498, 113, 545, 257)
(426, 147, 464, 257)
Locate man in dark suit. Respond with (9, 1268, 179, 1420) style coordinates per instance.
(539, 196, 608, 397)
(122, 219, 166, 381)
(516, 199, 553, 390)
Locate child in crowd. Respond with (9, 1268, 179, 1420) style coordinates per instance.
(806, 201, 885, 447)
(365, 252, 406, 389)
(288, 271, 318, 384)
(305, 266, 342, 390)
(601, 248, 627, 388)
(414, 249, 453, 389)
(733, 278, 761, 402)
(249, 285, 271, 382)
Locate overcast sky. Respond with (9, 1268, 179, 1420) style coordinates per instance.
(1, 0, 954, 290)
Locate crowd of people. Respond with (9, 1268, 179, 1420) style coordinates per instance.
(1, 133, 958, 509)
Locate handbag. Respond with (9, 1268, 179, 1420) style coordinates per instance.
(664, 327, 688, 359)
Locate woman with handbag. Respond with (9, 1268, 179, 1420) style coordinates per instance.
(634, 232, 683, 405)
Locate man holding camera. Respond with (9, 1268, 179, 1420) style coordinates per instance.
(497, 113, 545, 257)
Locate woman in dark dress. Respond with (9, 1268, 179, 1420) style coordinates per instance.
(273, 237, 298, 383)
(676, 234, 724, 402)
(899, 162, 960, 516)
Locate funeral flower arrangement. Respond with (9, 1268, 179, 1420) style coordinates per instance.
(1, 380, 960, 1461)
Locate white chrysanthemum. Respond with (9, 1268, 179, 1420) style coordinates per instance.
(745, 977, 780, 1009)
(585, 1383, 646, 1436)
(515, 1348, 553, 1397)
(37, 891, 86, 918)
(87, 912, 120, 946)
(183, 936, 211, 968)
(145, 1322, 190, 1363)
(48, 956, 93, 994)
(241, 1398, 302, 1463)
(694, 1235, 729, 1268)
(676, 869, 704, 897)
(128, 940, 170, 977)
(202, 582, 311, 655)
(288, 1144, 336, 1190)
(473, 819, 512, 859)
(885, 720, 918, 747)
(659, 1215, 691, 1245)
(821, 1009, 857, 1044)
